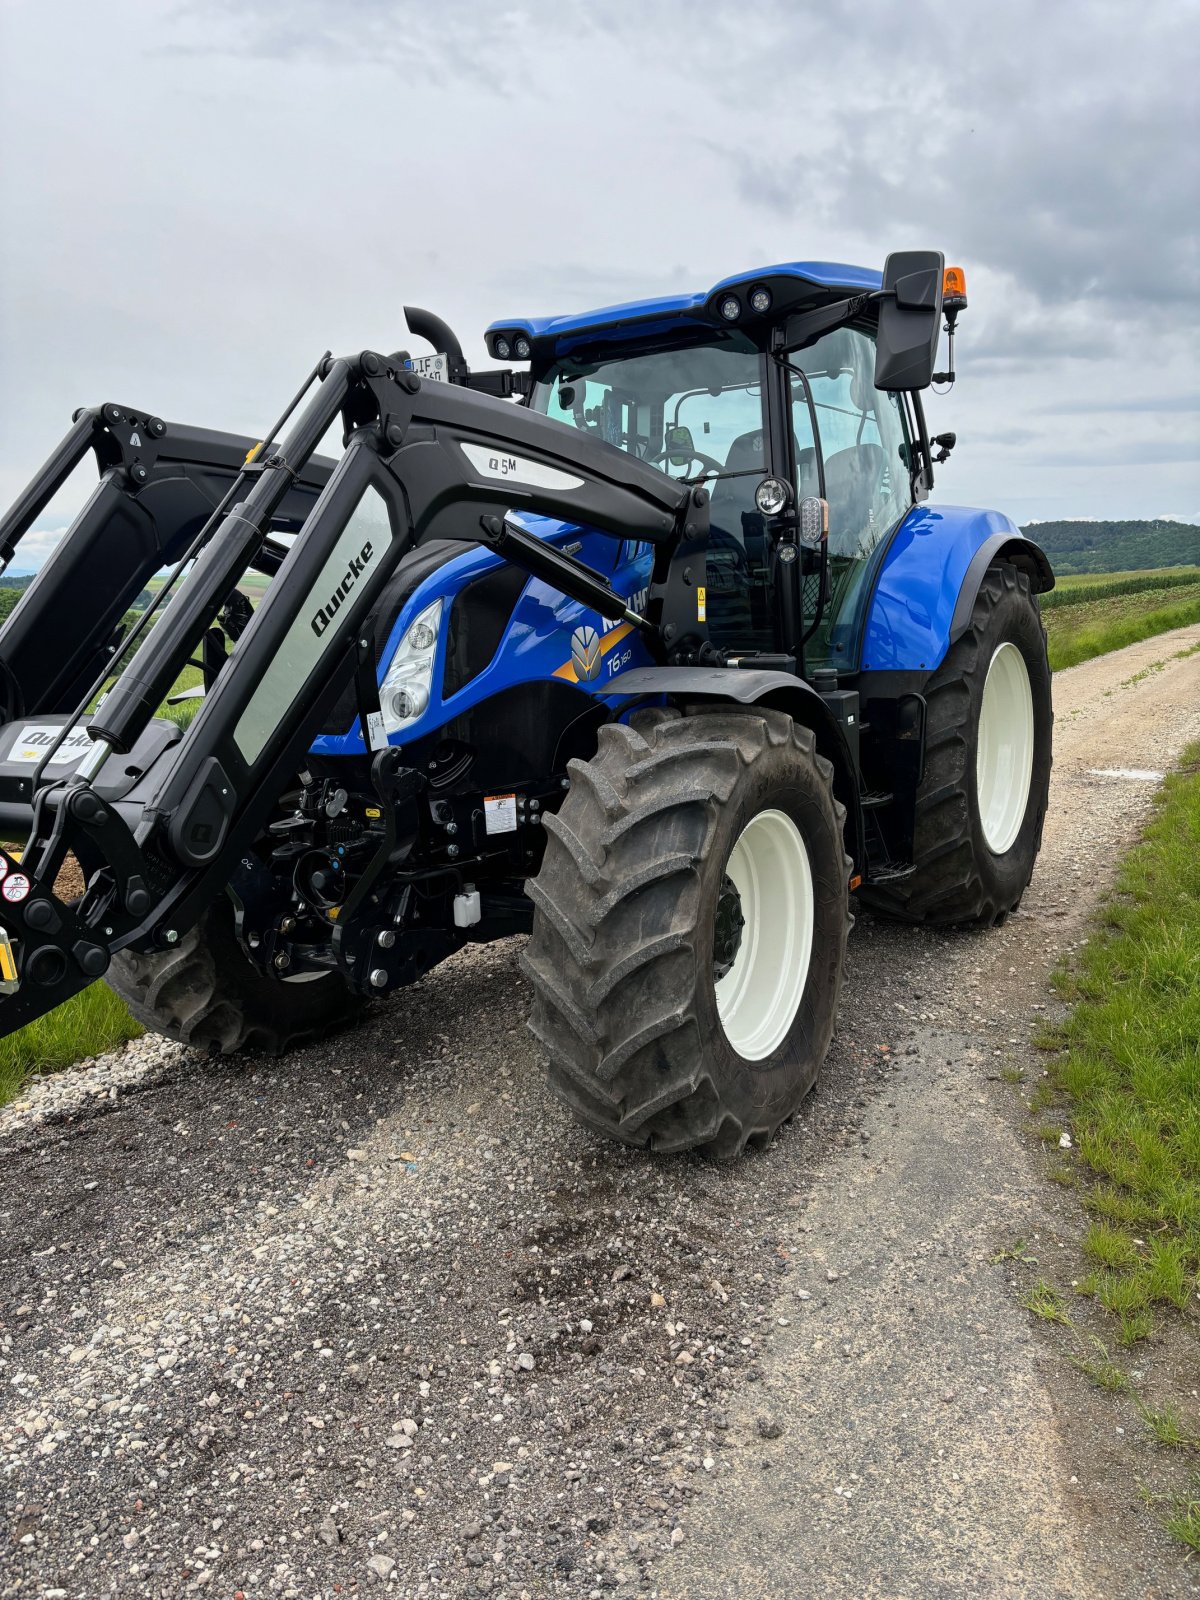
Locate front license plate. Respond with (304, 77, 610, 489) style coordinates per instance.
(408, 353, 447, 383)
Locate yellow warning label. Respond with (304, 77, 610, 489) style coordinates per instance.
(697, 585, 707, 622)
(0, 935, 17, 984)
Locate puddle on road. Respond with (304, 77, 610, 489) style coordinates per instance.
(1086, 767, 1165, 781)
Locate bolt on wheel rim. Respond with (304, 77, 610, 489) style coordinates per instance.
(976, 641, 1034, 854)
(715, 808, 814, 1061)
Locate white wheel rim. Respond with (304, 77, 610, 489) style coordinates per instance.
(976, 641, 1034, 854)
(715, 808, 814, 1062)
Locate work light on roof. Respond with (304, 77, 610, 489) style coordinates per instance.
(494, 335, 512, 360)
(749, 286, 772, 314)
(718, 294, 741, 322)
(513, 335, 531, 360)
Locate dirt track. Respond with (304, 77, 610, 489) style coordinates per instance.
(2, 622, 1199, 1600)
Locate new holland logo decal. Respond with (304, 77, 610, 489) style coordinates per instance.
(555, 619, 637, 685)
(570, 625, 603, 681)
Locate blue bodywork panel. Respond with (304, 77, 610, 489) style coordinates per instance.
(860, 504, 1027, 672)
(310, 519, 656, 760)
(487, 260, 882, 355)
(309, 500, 1047, 759)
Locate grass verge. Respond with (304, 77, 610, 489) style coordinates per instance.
(1038, 742, 1200, 1341)
(1044, 587, 1200, 671)
(0, 982, 142, 1108)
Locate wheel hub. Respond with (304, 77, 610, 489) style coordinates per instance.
(712, 874, 745, 982)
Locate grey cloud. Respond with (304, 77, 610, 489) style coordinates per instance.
(0, 0, 1196, 536)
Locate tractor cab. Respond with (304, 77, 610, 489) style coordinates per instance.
(488, 258, 946, 678)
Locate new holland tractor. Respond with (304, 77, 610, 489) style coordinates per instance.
(0, 252, 1053, 1157)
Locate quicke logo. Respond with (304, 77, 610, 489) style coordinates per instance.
(311, 541, 374, 637)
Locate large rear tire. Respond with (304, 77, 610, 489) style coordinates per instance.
(523, 706, 851, 1159)
(859, 561, 1052, 927)
(106, 894, 363, 1054)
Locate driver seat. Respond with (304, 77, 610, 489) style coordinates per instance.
(708, 429, 764, 546)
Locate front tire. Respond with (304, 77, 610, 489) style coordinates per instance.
(106, 894, 363, 1054)
(523, 706, 851, 1159)
(860, 561, 1052, 926)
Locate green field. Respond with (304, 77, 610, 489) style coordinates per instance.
(1043, 567, 1200, 609)
(1051, 566, 1200, 591)
(1043, 572, 1200, 671)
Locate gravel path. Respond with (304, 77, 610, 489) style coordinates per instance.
(2, 623, 1198, 1600)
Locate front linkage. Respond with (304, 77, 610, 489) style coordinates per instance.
(0, 351, 708, 1031)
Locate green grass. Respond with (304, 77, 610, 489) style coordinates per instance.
(1138, 1401, 1198, 1449)
(0, 983, 142, 1107)
(1022, 1278, 1072, 1326)
(1040, 744, 1200, 1340)
(1044, 586, 1200, 670)
(1069, 1334, 1130, 1394)
(1164, 1477, 1200, 1550)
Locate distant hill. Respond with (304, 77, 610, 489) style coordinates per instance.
(1021, 519, 1200, 575)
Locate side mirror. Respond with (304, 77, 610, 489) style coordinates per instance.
(874, 250, 944, 391)
(665, 424, 695, 468)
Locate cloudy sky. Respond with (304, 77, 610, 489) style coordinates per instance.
(1, 0, 1197, 567)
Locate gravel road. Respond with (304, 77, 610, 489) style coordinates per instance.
(3, 622, 1199, 1600)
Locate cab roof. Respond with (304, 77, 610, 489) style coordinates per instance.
(485, 260, 883, 362)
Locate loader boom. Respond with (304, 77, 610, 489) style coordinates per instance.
(0, 406, 335, 721)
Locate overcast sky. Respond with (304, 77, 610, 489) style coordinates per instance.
(1, 0, 1197, 568)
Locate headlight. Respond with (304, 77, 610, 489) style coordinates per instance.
(494, 335, 512, 360)
(749, 285, 772, 314)
(513, 335, 531, 360)
(755, 476, 790, 516)
(718, 294, 741, 322)
(380, 598, 442, 735)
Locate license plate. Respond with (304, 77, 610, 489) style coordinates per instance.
(408, 353, 448, 383)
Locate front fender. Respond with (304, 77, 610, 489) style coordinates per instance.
(861, 504, 1054, 673)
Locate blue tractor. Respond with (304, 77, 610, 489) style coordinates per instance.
(0, 252, 1052, 1157)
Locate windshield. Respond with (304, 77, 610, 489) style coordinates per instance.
(531, 332, 766, 482)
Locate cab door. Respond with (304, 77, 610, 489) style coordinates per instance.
(786, 325, 915, 672)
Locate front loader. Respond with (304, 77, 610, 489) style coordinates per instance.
(0, 252, 1054, 1157)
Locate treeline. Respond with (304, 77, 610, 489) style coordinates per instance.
(0, 585, 151, 626)
(1021, 519, 1200, 575)
(1041, 569, 1200, 609)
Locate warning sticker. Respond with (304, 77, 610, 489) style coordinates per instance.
(2, 872, 31, 904)
(696, 585, 707, 622)
(364, 710, 387, 752)
(484, 793, 518, 835)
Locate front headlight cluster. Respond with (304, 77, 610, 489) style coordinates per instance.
(379, 598, 442, 736)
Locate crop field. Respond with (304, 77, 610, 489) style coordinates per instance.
(1043, 568, 1200, 671)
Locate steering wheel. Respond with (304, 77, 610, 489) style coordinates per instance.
(646, 446, 726, 478)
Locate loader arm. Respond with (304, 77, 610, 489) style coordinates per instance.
(0, 350, 706, 1033)
(0, 406, 335, 721)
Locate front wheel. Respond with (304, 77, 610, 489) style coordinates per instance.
(523, 706, 851, 1159)
(859, 561, 1053, 926)
(106, 894, 364, 1054)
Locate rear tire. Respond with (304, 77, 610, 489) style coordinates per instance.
(859, 561, 1052, 926)
(523, 706, 851, 1159)
(106, 894, 363, 1054)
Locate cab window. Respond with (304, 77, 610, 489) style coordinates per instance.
(788, 325, 913, 666)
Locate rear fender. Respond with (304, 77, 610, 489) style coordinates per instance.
(603, 666, 865, 871)
(861, 505, 1054, 673)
